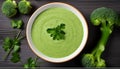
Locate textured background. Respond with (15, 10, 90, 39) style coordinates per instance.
(0, 0, 120, 67)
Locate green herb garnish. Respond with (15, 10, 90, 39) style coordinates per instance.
(3, 30, 24, 63)
(24, 57, 38, 69)
(11, 19, 23, 29)
(10, 52, 20, 63)
(47, 23, 65, 40)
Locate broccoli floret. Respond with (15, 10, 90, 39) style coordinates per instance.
(1, 0, 17, 17)
(18, 0, 32, 14)
(82, 7, 120, 67)
(96, 59, 106, 67)
(82, 54, 95, 67)
(91, 7, 120, 27)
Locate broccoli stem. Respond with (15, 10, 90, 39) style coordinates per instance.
(92, 25, 112, 62)
(82, 7, 120, 67)
(7, 0, 12, 1)
(81, 25, 112, 67)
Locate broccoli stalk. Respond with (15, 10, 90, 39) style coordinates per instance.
(18, 0, 32, 14)
(1, 0, 17, 17)
(82, 7, 120, 67)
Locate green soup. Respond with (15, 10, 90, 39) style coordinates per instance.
(31, 7, 83, 58)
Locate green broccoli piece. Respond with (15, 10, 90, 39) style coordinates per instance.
(82, 7, 120, 67)
(1, 0, 17, 17)
(82, 54, 96, 67)
(18, 0, 32, 14)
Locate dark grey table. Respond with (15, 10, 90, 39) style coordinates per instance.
(0, 0, 120, 67)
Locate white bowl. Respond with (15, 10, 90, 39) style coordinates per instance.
(26, 2, 88, 63)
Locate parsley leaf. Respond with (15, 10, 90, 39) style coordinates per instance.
(2, 30, 24, 63)
(12, 38, 20, 45)
(3, 37, 12, 51)
(47, 23, 65, 40)
(10, 52, 20, 63)
(13, 45, 20, 53)
(24, 57, 38, 69)
(11, 19, 23, 29)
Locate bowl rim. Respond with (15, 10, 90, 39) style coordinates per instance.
(26, 2, 88, 63)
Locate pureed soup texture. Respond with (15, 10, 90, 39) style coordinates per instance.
(31, 7, 83, 58)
